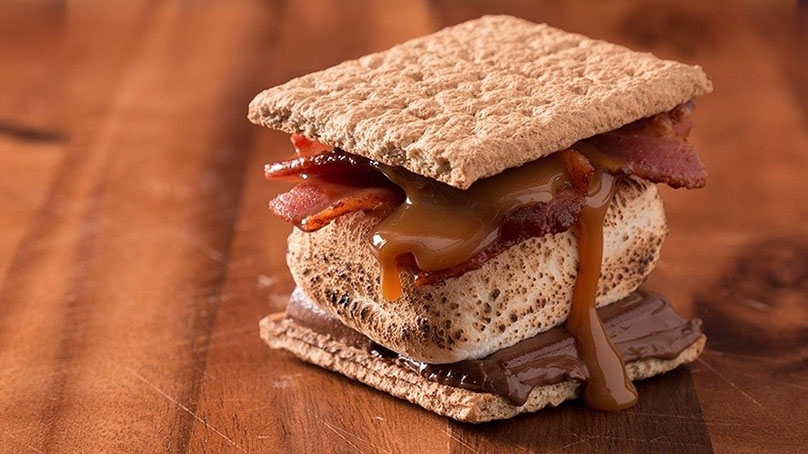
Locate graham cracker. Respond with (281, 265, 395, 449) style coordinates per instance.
(249, 15, 711, 189)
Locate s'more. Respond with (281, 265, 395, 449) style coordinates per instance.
(250, 15, 711, 423)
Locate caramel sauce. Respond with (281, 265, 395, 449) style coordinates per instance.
(368, 151, 639, 409)
(371, 152, 576, 301)
(573, 141, 627, 174)
(565, 172, 638, 410)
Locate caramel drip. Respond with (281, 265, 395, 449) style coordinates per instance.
(370, 152, 639, 409)
(379, 260, 403, 302)
(371, 153, 574, 301)
(565, 172, 638, 410)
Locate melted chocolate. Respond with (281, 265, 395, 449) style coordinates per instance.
(285, 289, 703, 407)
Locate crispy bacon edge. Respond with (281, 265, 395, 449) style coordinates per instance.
(581, 102, 707, 189)
(266, 150, 402, 232)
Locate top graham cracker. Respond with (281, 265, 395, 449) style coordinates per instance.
(248, 15, 712, 189)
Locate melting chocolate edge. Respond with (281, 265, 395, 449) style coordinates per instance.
(285, 288, 703, 407)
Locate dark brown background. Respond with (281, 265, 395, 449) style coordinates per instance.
(1, 0, 806, 452)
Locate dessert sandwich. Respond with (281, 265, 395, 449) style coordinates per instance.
(250, 15, 711, 423)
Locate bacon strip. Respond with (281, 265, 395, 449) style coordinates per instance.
(265, 149, 387, 186)
(290, 133, 332, 156)
(269, 182, 400, 232)
(580, 102, 706, 189)
(266, 147, 401, 231)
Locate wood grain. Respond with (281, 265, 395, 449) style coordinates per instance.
(0, 0, 806, 453)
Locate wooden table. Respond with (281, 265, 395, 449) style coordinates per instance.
(2, 1, 806, 452)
